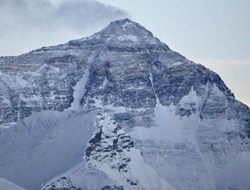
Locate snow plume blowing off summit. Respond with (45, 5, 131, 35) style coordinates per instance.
(0, 19, 250, 190)
(0, 0, 128, 56)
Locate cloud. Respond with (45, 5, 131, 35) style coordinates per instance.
(0, 0, 128, 56)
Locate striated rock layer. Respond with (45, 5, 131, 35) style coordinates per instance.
(0, 19, 249, 190)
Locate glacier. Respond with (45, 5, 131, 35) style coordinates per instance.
(0, 18, 249, 190)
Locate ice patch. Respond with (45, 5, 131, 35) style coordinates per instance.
(70, 69, 89, 111)
(101, 75, 108, 89)
(171, 61, 183, 66)
(130, 89, 202, 143)
(117, 35, 139, 42)
(0, 72, 30, 88)
(0, 122, 17, 129)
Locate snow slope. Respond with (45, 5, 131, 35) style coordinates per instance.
(0, 109, 99, 190)
(0, 178, 27, 190)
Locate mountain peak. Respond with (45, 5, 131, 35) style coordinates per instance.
(88, 18, 158, 44)
(108, 18, 146, 30)
(109, 18, 137, 26)
(101, 18, 153, 35)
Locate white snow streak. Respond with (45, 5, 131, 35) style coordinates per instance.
(70, 70, 89, 111)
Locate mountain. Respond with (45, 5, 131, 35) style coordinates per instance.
(0, 18, 249, 190)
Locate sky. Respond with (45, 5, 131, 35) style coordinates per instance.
(0, 0, 127, 55)
(0, 0, 249, 106)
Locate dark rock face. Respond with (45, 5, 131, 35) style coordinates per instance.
(0, 53, 87, 124)
(101, 186, 124, 190)
(43, 177, 82, 190)
(153, 63, 234, 106)
(0, 18, 239, 125)
(85, 112, 135, 172)
(0, 20, 177, 124)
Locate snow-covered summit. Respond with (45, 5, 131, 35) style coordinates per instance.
(97, 18, 155, 40)
(67, 18, 168, 49)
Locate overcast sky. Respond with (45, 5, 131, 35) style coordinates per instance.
(0, 0, 249, 106)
